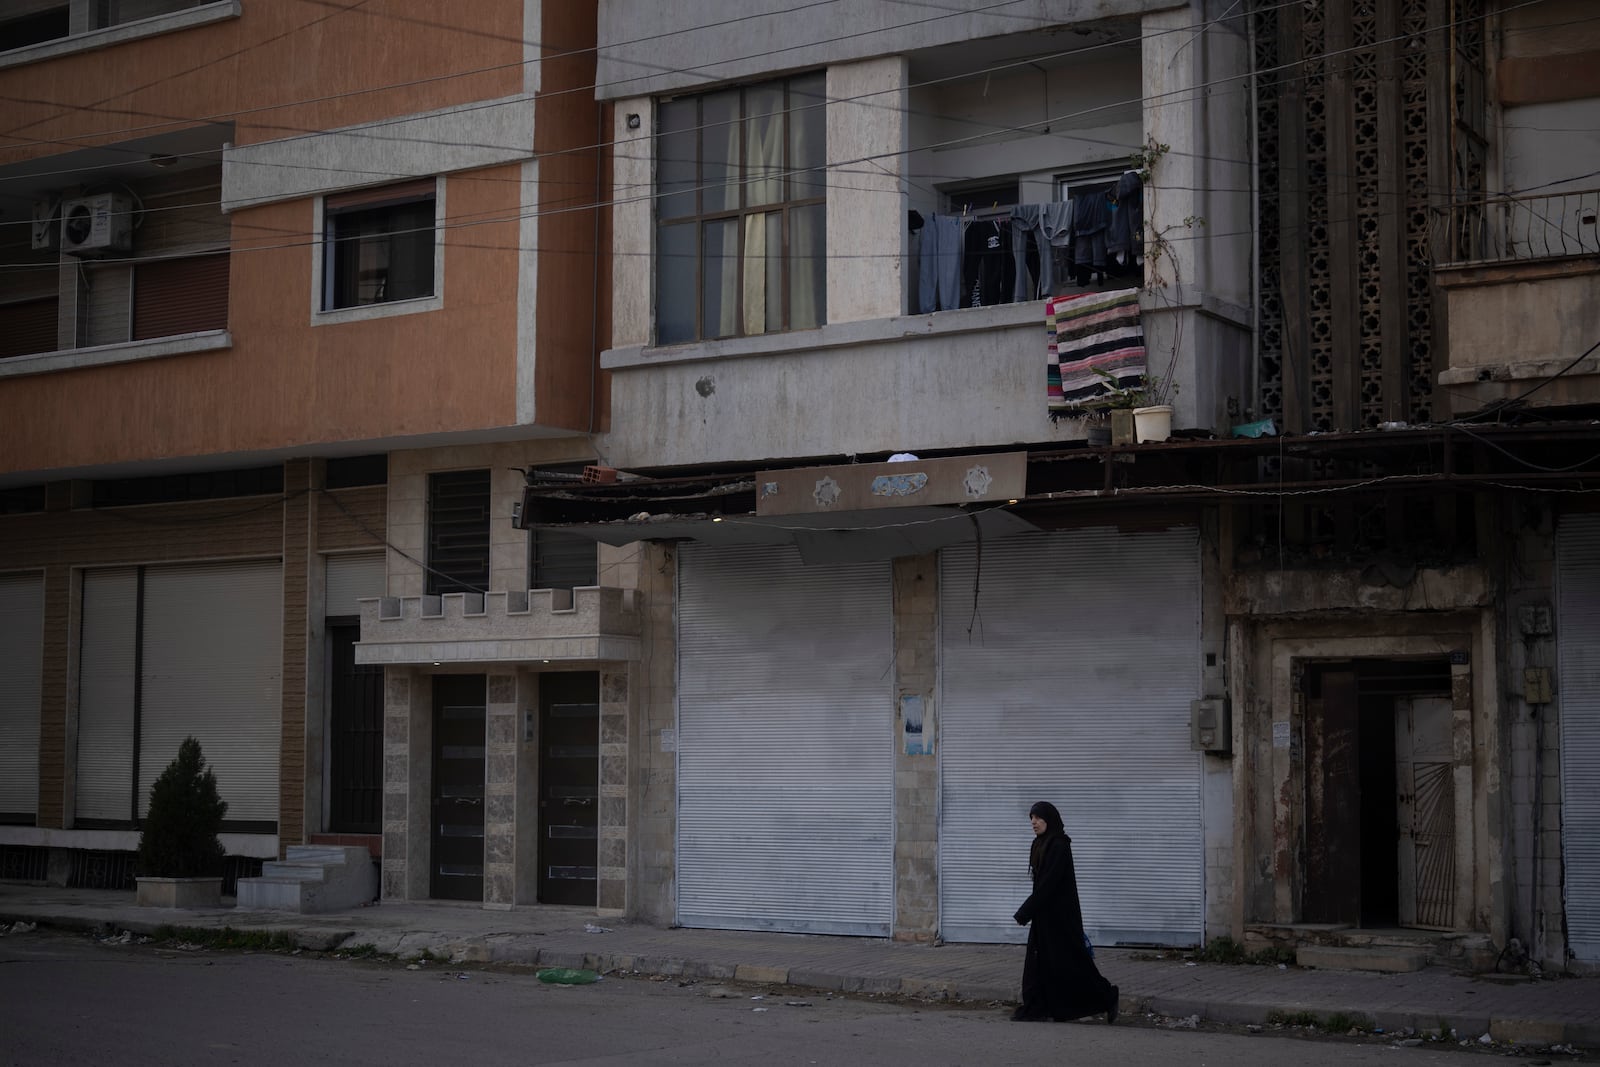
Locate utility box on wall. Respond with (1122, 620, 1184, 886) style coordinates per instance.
(1190, 697, 1231, 754)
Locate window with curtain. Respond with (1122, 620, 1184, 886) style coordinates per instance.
(655, 72, 826, 345)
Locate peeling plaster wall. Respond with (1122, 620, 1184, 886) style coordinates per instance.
(628, 543, 679, 924)
(1498, 500, 1569, 970)
(892, 554, 939, 941)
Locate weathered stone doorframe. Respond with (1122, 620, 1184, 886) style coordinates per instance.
(1227, 612, 1502, 945)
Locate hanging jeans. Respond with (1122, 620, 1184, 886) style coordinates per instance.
(1042, 201, 1074, 292)
(917, 213, 966, 313)
(1010, 205, 1052, 303)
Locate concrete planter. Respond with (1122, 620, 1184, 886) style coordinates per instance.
(135, 876, 224, 909)
(1109, 408, 1137, 445)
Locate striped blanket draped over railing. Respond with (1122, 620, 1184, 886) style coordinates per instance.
(1045, 288, 1146, 416)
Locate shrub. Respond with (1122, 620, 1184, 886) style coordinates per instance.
(137, 737, 227, 878)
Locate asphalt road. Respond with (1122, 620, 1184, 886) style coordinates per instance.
(0, 929, 1531, 1066)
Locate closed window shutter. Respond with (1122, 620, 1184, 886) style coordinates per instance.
(76, 568, 139, 823)
(325, 552, 385, 617)
(139, 561, 283, 823)
(0, 298, 58, 359)
(0, 573, 44, 820)
(132, 253, 229, 340)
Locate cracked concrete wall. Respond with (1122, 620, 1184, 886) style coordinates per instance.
(628, 543, 678, 924)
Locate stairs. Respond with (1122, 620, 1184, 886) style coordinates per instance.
(235, 845, 377, 914)
(1245, 924, 1499, 973)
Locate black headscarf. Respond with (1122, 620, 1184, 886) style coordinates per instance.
(1028, 800, 1066, 877)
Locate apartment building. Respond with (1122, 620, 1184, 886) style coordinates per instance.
(0, 0, 609, 904)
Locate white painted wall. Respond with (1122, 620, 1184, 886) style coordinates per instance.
(610, 97, 652, 349)
(827, 57, 908, 323)
(905, 44, 1143, 215)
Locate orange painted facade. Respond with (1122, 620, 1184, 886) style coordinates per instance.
(0, 0, 599, 479)
(0, 1, 522, 166)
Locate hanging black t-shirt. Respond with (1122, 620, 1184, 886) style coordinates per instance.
(962, 218, 1015, 307)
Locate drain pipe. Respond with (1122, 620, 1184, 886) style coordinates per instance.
(588, 100, 605, 438)
(1247, 9, 1262, 417)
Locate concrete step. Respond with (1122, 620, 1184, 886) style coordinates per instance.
(1296, 945, 1429, 973)
(236, 845, 377, 914)
(259, 861, 328, 882)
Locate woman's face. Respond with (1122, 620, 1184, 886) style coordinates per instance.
(1030, 814, 1046, 836)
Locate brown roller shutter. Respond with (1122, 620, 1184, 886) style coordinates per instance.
(132, 253, 229, 341)
(0, 298, 58, 360)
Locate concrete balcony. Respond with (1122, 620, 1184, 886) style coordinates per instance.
(1434, 190, 1600, 416)
(354, 587, 642, 667)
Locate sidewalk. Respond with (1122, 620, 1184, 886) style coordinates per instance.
(2, 884, 1594, 1052)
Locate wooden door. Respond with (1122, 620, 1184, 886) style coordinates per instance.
(1396, 696, 1455, 929)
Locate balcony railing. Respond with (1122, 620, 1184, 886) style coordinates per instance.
(1435, 188, 1600, 266)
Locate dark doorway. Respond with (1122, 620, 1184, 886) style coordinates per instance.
(431, 674, 486, 901)
(1301, 658, 1451, 928)
(1303, 667, 1360, 924)
(327, 620, 383, 833)
(537, 672, 599, 906)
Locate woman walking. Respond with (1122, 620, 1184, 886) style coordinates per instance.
(1011, 800, 1120, 1023)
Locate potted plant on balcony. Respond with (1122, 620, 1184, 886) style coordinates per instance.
(135, 736, 228, 909)
(1091, 369, 1148, 445)
(1132, 372, 1179, 444)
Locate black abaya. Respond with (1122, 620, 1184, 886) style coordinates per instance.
(1013, 832, 1116, 1021)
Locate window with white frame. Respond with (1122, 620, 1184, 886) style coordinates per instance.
(323, 179, 437, 311)
(655, 72, 826, 344)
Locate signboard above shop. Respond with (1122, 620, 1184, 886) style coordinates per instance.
(755, 452, 1026, 517)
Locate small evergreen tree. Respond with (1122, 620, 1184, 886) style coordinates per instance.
(137, 736, 228, 878)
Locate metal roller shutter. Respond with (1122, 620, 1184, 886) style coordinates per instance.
(1558, 514, 1600, 964)
(139, 561, 283, 822)
(938, 527, 1204, 945)
(133, 253, 229, 340)
(325, 552, 385, 617)
(76, 569, 139, 822)
(676, 544, 895, 936)
(0, 573, 44, 818)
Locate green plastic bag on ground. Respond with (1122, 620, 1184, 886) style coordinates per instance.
(536, 968, 600, 985)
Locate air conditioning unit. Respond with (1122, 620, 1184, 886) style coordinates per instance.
(30, 198, 60, 251)
(60, 193, 133, 255)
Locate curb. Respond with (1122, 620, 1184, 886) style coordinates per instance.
(5, 911, 1594, 1048)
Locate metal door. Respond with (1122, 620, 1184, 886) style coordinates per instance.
(1396, 696, 1454, 929)
(327, 621, 383, 833)
(538, 672, 599, 906)
(431, 674, 486, 901)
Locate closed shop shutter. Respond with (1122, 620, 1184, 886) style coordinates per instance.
(325, 552, 385, 617)
(139, 561, 283, 822)
(676, 544, 895, 935)
(132, 252, 229, 341)
(76, 568, 139, 822)
(1558, 513, 1600, 964)
(0, 297, 59, 360)
(938, 527, 1204, 945)
(0, 573, 44, 819)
